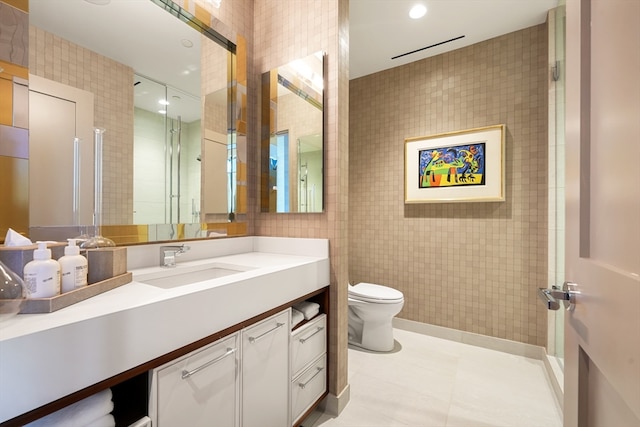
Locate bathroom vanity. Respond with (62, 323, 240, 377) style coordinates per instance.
(0, 237, 330, 426)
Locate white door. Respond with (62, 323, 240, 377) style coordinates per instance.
(29, 75, 94, 227)
(564, 0, 640, 426)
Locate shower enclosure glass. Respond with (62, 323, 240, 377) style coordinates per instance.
(297, 134, 322, 212)
(547, 3, 566, 384)
(133, 74, 201, 225)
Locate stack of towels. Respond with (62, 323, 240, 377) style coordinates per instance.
(292, 300, 320, 327)
(26, 388, 115, 427)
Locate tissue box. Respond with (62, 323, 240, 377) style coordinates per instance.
(0, 243, 67, 279)
(86, 247, 127, 284)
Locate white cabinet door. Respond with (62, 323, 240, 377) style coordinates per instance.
(151, 333, 239, 427)
(241, 310, 291, 427)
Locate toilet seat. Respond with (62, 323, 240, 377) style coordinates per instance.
(348, 282, 404, 304)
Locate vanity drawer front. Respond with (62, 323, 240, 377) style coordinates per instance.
(291, 354, 326, 425)
(291, 314, 326, 376)
(151, 334, 239, 427)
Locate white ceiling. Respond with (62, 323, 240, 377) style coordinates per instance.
(349, 0, 559, 80)
(29, 0, 204, 122)
(29, 0, 560, 98)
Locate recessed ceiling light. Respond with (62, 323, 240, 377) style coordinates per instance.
(409, 4, 427, 19)
(84, 0, 111, 5)
(158, 110, 167, 115)
(159, 99, 170, 106)
(181, 39, 194, 48)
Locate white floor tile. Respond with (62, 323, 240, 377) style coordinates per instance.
(306, 328, 562, 427)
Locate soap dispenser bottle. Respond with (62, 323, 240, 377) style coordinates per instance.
(23, 241, 61, 298)
(59, 238, 88, 293)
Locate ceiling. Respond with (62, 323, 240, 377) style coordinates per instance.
(349, 0, 559, 80)
(29, 0, 560, 95)
(29, 0, 204, 122)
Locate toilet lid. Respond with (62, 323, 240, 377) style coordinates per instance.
(348, 282, 404, 303)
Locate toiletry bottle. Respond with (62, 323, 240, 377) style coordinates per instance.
(59, 239, 89, 293)
(23, 241, 61, 298)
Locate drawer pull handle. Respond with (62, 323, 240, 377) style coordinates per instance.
(181, 347, 236, 379)
(299, 326, 324, 344)
(299, 367, 324, 389)
(249, 322, 285, 344)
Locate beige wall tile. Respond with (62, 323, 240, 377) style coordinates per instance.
(349, 25, 549, 347)
(252, 0, 350, 397)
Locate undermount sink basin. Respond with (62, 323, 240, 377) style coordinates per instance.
(135, 263, 255, 289)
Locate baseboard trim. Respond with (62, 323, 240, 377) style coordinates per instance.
(393, 318, 564, 411)
(542, 353, 564, 413)
(393, 318, 545, 358)
(321, 384, 350, 417)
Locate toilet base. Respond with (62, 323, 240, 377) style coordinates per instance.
(348, 308, 396, 352)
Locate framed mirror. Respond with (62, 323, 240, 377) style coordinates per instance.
(22, 0, 246, 244)
(261, 51, 324, 213)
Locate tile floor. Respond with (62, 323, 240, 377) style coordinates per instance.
(304, 328, 563, 427)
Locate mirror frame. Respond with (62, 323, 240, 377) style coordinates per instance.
(261, 52, 325, 213)
(21, 0, 248, 245)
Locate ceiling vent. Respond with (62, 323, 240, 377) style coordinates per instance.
(391, 35, 465, 60)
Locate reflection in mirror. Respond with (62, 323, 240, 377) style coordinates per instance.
(22, 0, 246, 244)
(261, 52, 324, 213)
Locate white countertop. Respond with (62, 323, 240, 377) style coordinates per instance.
(0, 237, 329, 423)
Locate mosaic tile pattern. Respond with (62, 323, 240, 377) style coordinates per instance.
(252, 0, 350, 397)
(349, 25, 549, 346)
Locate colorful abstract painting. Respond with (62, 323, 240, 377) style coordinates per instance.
(404, 125, 505, 203)
(418, 142, 486, 188)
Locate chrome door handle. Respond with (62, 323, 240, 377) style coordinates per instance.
(538, 282, 577, 311)
(181, 347, 236, 379)
(299, 326, 324, 344)
(298, 367, 324, 389)
(248, 322, 285, 343)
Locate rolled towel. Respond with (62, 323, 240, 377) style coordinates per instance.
(293, 301, 320, 320)
(25, 388, 114, 427)
(291, 308, 304, 327)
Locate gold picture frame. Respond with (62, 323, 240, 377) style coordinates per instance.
(404, 124, 505, 203)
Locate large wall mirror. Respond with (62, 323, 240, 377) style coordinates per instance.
(261, 52, 324, 213)
(22, 0, 247, 244)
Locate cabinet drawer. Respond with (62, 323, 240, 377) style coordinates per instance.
(291, 314, 326, 376)
(151, 334, 239, 427)
(291, 354, 326, 425)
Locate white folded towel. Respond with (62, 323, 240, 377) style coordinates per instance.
(26, 388, 114, 427)
(293, 301, 320, 320)
(291, 308, 304, 327)
(87, 414, 116, 427)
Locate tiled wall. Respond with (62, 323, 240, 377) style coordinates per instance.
(29, 26, 134, 225)
(349, 25, 549, 346)
(253, 0, 350, 399)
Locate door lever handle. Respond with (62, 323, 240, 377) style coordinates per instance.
(538, 282, 577, 311)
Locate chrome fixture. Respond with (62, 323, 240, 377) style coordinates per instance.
(538, 282, 578, 311)
(160, 244, 190, 267)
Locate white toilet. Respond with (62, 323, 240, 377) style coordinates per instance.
(348, 282, 405, 352)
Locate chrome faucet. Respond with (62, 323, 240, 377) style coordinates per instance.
(160, 244, 190, 267)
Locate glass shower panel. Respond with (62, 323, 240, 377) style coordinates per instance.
(552, 5, 566, 364)
(297, 134, 322, 212)
(133, 74, 201, 225)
